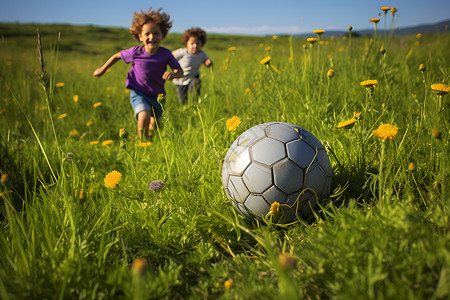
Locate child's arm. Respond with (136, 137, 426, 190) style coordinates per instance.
(204, 58, 213, 68)
(93, 52, 122, 78)
(162, 68, 183, 81)
(172, 49, 184, 60)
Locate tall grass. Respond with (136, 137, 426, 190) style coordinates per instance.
(0, 16, 449, 299)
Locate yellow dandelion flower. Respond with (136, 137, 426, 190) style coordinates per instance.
(259, 43, 264, 48)
(380, 6, 390, 13)
(360, 80, 379, 88)
(73, 95, 79, 102)
(119, 128, 129, 139)
(3, 98, 8, 102)
(0, 108, 6, 114)
(370, 18, 380, 24)
(86, 121, 93, 126)
(79, 189, 85, 199)
(224, 280, 233, 290)
(265, 46, 271, 51)
(228, 46, 236, 52)
(348, 25, 353, 31)
(90, 141, 99, 145)
(416, 33, 422, 39)
(125, 89, 130, 93)
(56, 82, 64, 87)
(93, 102, 102, 108)
(327, 69, 335, 78)
(40, 106, 47, 110)
(307, 37, 318, 43)
(419, 64, 425, 72)
(157, 93, 166, 106)
(1, 173, 7, 184)
(102, 140, 113, 146)
(58, 113, 67, 119)
(270, 201, 280, 215)
(69, 130, 79, 136)
(313, 29, 325, 35)
(431, 84, 450, 96)
(353, 111, 362, 119)
(390, 7, 398, 15)
(226, 116, 241, 132)
(104, 170, 121, 189)
(337, 118, 357, 129)
(131, 258, 148, 274)
(432, 129, 441, 139)
(408, 162, 416, 171)
(138, 142, 152, 147)
(272, 35, 278, 40)
(373, 124, 398, 140)
(260, 56, 271, 65)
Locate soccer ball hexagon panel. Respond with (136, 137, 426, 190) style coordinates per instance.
(222, 122, 333, 223)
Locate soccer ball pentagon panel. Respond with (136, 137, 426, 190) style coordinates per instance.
(222, 122, 332, 223)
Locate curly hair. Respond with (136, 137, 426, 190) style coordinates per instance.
(130, 7, 173, 41)
(182, 28, 208, 46)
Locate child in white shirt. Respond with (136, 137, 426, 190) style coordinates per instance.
(172, 28, 213, 105)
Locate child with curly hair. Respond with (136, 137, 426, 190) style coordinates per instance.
(94, 7, 183, 140)
(172, 27, 213, 105)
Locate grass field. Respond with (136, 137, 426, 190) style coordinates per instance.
(0, 13, 449, 300)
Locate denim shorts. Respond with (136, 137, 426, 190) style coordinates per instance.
(130, 89, 163, 119)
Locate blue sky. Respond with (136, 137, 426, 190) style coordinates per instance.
(1, 0, 449, 35)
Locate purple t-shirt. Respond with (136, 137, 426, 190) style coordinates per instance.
(121, 46, 181, 97)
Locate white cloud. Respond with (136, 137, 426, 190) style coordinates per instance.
(202, 25, 306, 36)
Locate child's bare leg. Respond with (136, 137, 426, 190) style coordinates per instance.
(148, 117, 163, 139)
(137, 110, 151, 141)
(149, 116, 155, 132)
(148, 117, 156, 139)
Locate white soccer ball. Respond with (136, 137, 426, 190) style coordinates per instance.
(222, 122, 333, 223)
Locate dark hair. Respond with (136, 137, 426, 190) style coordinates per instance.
(182, 27, 207, 46)
(130, 7, 172, 40)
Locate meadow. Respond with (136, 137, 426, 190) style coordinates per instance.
(0, 10, 449, 299)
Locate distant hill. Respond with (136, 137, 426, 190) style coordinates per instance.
(294, 19, 450, 38)
(1, 19, 449, 41)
